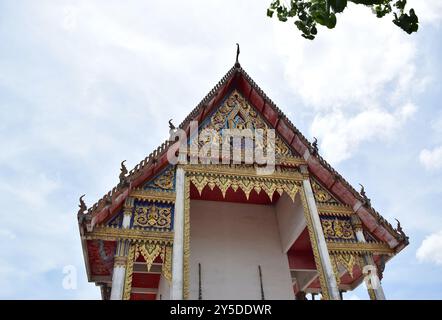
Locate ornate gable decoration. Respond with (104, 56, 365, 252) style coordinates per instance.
(311, 179, 340, 205)
(107, 210, 124, 228)
(133, 201, 173, 230)
(321, 216, 356, 242)
(190, 90, 293, 160)
(143, 166, 176, 192)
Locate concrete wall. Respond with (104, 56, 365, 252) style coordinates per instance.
(189, 200, 294, 300)
(275, 193, 306, 253)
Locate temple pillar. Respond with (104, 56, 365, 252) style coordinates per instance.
(110, 242, 128, 300)
(122, 197, 134, 228)
(171, 162, 185, 299)
(301, 175, 341, 300)
(351, 214, 386, 300)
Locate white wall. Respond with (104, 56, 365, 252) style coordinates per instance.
(189, 200, 295, 300)
(275, 193, 306, 253)
(156, 274, 170, 300)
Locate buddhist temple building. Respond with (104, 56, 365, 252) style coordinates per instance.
(77, 55, 409, 300)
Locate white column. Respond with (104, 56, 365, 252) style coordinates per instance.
(352, 214, 386, 300)
(171, 163, 185, 299)
(109, 199, 132, 300)
(122, 197, 134, 228)
(302, 178, 341, 300)
(110, 256, 126, 300)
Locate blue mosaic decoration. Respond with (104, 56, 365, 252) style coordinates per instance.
(132, 199, 174, 231)
(143, 166, 176, 192)
(188, 89, 293, 157)
(107, 209, 124, 228)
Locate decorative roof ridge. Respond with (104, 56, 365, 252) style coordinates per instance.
(178, 65, 238, 129)
(83, 138, 173, 215)
(236, 67, 405, 244)
(80, 63, 407, 246)
(83, 65, 240, 217)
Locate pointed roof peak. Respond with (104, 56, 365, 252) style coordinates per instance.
(79, 61, 408, 251)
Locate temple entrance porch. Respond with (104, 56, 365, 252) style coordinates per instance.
(162, 169, 330, 300)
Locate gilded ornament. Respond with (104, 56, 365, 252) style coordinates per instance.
(321, 218, 355, 241)
(123, 243, 135, 300)
(317, 204, 353, 216)
(183, 176, 191, 299)
(83, 226, 174, 244)
(326, 241, 394, 255)
(153, 167, 175, 190)
(162, 245, 173, 282)
(311, 180, 339, 204)
(134, 204, 172, 229)
(130, 189, 176, 203)
(136, 243, 163, 272)
(192, 90, 293, 160)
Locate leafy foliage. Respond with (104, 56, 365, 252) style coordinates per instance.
(267, 0, 418, 40)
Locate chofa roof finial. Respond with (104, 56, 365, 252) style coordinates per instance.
(119, 160, 129, 187)
(359, 183, 371, 207)
(235, 43, 240, 67)
(311, 137, 318, 156)
(78, 194, 87, 215)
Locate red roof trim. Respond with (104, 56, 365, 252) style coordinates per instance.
(79, 64, 406, 250)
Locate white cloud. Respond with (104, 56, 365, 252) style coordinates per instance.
(419, 146, 442, 170)
(0, 0, 440, 300)
(0, 173, 60, 208)
(311, 103, 416, 164)
(273, 4, 418, 111)
(409, 0, 442, 26)
(0, 229, 16, 240)
(417, 231, 442, 266)
(273, 3, 426, 163)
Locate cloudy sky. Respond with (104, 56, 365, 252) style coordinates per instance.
(0, 0, 441, 299)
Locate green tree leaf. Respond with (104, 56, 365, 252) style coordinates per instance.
(267, 0, 418, 40)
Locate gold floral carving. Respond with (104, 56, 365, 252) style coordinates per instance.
(189, 174, 301, 201)
(334, 253, 359, 278)
(311, 180, 339, 205)
(83, 226, 174, 244)
(162, 245, 173, 282)
(136, 243, 163, 272)
(326, 241, 394, 255)
(185, 163, 302, 201)
(330, 254, 341, 286)
(134, 204, 172, 228)
(183, 176, 191, 299)
(130, 189, 175, 203)
(317, 204, 353, 216)
(152, 167, 175, 190)
(278, 155, 307, 167)
(331, 252, 364, 285)
(321, 218, 355, 241)
(183, 164, 303, 181)
(190, 90, 293, 158)
(123, 243, 135, 300)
